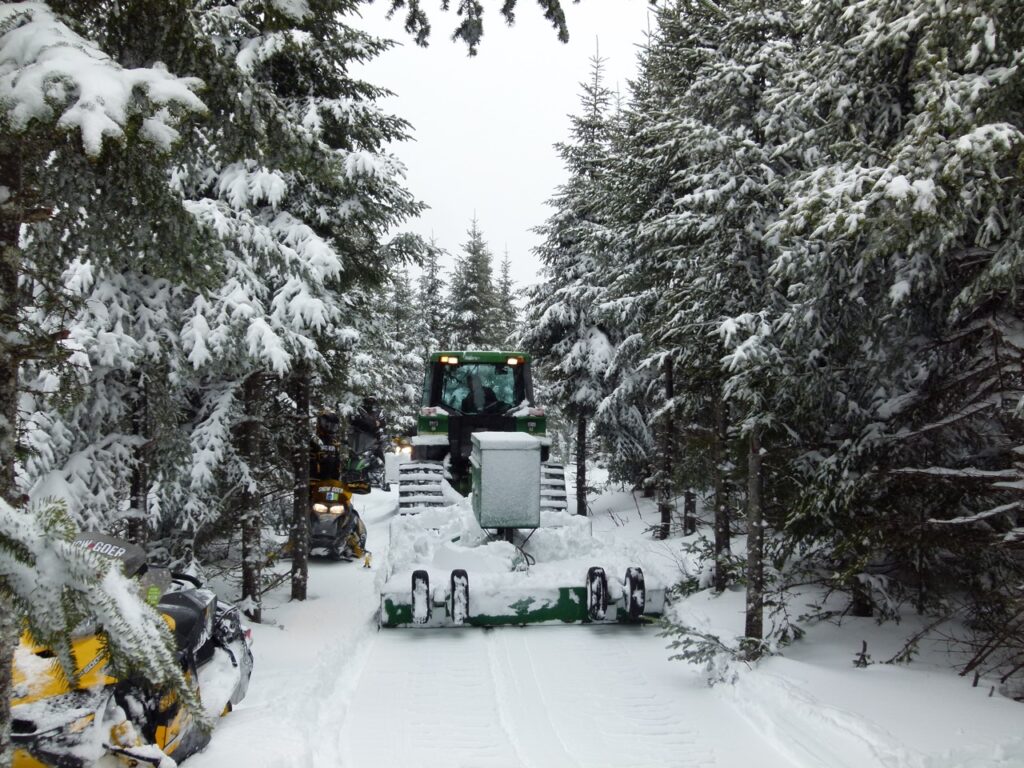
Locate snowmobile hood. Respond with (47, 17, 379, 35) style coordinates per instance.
(11, 631, 115, 706)
(71, 533, 147, 578)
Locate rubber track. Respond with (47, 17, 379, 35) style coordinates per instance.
(540, 462, 568, 512)
(397, 461, 445, 513)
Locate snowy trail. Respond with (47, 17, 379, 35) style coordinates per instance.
(342, 619, 796, 768)
(184, 487, 1024, 768)
(185, 487, 801, 768)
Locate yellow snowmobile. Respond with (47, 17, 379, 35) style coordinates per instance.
(11, 533, 254, 767)
(309, 477, 368, 560)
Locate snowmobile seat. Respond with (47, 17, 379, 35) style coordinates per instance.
(158, 588, 216, 662)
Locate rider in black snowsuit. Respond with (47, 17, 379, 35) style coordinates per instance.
(350, 396, 387, 464)
(310, 410, 344, 481)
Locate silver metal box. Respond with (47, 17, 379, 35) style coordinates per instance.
(470, 432, 541, 529)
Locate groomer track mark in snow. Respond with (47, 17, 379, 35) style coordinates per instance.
(189, 486, 801, 768)
(189, 485, 1024, 768)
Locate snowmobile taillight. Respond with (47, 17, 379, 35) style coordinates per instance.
(244, 627, 253, 644)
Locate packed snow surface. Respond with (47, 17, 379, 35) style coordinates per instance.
(188, 486, 1024, 768)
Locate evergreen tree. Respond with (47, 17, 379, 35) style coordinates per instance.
(0, 3, 208, 756)
(495, 249, 519, 345)
(765, 0, 1024, 665)
(447, 217, 500, 349)
(649, 0, 798, 640)
(17, 0, 422, 604)
(416, 236, 448, 350)
(522, 54, 620, 515)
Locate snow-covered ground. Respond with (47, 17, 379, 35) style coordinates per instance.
(189, 486, 1024, 768)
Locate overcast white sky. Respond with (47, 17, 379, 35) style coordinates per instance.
(353, 0, 653, 289)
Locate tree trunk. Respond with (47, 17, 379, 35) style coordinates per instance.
(713, 399, 731, 593)
(0, 142, 22, 507)
(744, 429, 764, 658)
(0, 592, 18, 768)
(240, 372, 263, 623)
(127, 382, 149, 544)
(290, 369, 310, 601)
(0, 140, 25, 768)
(657, 357, 674, 540)
(684, 490, 696, 536)
(575, 414, 587, 516)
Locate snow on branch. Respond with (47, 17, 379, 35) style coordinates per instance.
(889, 397, 999, 441)
(928, 500, 1023, 526)
(0, 2, 205, 155)
(892, 466, 1020, 480)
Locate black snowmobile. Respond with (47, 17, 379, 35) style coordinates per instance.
(309, 478, 368, 560)
(11, 533, 254, 768)
(346, 428, 389, 492)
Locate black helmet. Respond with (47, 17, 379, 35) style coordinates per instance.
(317, 410, 340, 437)
(363, 396, 379, 409)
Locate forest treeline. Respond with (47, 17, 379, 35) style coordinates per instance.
(523, 0, 1023, 693)
(0, 0, 1021, 743)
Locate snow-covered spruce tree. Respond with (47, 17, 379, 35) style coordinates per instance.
(416, 236, 449, 351)
(643, 0, 799, 651)
(44, 1, 421, 607)
(0, 0, 204, 509)
(594, 20, 701, 501)
(522, 54, 620, 517)
(766, 0, 1023, 678)
(388, 263, 426, 430)
(447, 216, 501, 349)
(180, 1, 420, 609)
(344, 258, 424, 436)
(600, 7, 714, 540)
(495, 249, 519, 345)
(0, 2, 207, 760)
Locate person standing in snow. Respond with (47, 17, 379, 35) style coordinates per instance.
(310, 410, 345, 480)
(350, 396, 387, 464)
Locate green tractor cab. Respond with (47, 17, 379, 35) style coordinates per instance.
(399, 351, 565, 512)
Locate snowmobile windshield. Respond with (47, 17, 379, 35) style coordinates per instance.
(437, 362, 524, 414)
